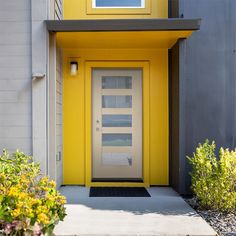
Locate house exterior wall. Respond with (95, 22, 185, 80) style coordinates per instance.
(0, 0, 63, 186)
(169, 0, 236, 194)
(0, 0, 32, 154)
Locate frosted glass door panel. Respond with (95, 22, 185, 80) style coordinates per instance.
(102, 95, 132, 108)
(102, 115, 132, 127)
(102, 153, 132, 166)
(102, 76, 132, 89)
(102, 134, 132, 146)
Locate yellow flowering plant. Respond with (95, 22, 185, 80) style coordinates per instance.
(0, 150, 66, 235)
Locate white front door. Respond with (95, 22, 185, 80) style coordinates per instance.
(92, 69, 142, 180)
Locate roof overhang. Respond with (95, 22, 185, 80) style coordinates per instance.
(45, 19, 201, 32)
(46, 19, 201, 49)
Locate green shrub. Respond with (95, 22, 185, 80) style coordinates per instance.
(187, 140, 236, 212)
(0, 150, 66, 235)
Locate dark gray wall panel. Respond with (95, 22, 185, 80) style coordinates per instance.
(169, 43, 180, 192)
(177, 0, 236, 193)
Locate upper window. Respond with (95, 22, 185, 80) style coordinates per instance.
(87, 0, 151, 15)
(93, 0, 145, 8)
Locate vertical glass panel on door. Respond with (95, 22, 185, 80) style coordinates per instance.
(102, 115, 132, 127)
(102, 76, 132, 89)
(102, 95, 132, 108)
(95, 0, 143, 7)
(102, 134, 132, 146)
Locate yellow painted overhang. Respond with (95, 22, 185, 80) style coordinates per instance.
(47, 19, 200, 49)
(56, 30, 193, 49)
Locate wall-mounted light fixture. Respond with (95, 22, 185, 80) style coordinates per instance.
(70, 61, 78, 76)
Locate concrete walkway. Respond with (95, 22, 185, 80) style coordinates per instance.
(54, 186, 217, 236)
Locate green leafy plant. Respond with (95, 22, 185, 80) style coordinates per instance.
(0, 150, 66, 235)
(187, 140, 236, 212)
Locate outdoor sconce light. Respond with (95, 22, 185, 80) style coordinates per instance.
(70, 61, 78, 76)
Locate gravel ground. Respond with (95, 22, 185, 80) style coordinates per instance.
(185, 197, 236, 236)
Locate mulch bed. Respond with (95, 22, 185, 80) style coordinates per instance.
(184, 197, 236, 236)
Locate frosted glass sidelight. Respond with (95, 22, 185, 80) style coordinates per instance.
(102, 134, 132, 146)
(102, 95, 132, 108)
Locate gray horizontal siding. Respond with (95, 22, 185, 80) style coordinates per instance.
(0, 33, 31, 45)
(0, 10, 30, 21)
(0, 56, 31, 67)
(0, 138, 31, 152)
(0, 22, 30, 33)
(0, 114, 31, 126)
(0, 126, 31, 138)
(0, 0, 32, 154)
(0, 103, 31, 115)
(0, 68, 32, 80)
(0, 46, 31, 56)
(0, 0, 31, 10)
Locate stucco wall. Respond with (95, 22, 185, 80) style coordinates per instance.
(0, 0, 32, 155)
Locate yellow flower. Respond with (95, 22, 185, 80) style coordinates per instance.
(8, 187, 19, 197)
(49, 180, 56, 188)
(36, 205, 48, 214)
(37, 213, 50, 225)
(16, 201, 24, 208)
(11, 208, 21, 218)
(58, 196, 66, 204)
(40, 176, 49, 184)
(18, 192, 27, 199)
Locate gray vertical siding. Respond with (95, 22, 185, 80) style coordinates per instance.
(56, 45, 63, 186)
(0, 0, 32, 154)
(170, 0, 236, 194)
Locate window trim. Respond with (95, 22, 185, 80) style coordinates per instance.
(92, 0, 145, 9)
(87, 0, 151, 15)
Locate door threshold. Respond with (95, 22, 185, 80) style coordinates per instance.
(92, 178, 143, 183)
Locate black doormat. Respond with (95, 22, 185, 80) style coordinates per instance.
(89, 187, 151, 197)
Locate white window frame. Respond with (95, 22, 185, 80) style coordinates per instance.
(92, 0, 145, 9)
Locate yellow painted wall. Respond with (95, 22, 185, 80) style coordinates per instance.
(63, 48, 169, 185)
(63, 0, 168, 19)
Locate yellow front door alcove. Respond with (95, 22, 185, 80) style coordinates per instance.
(44, 0, 199, 189)
(62, 46, 169, 187)
(59, 0, 194, 186)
